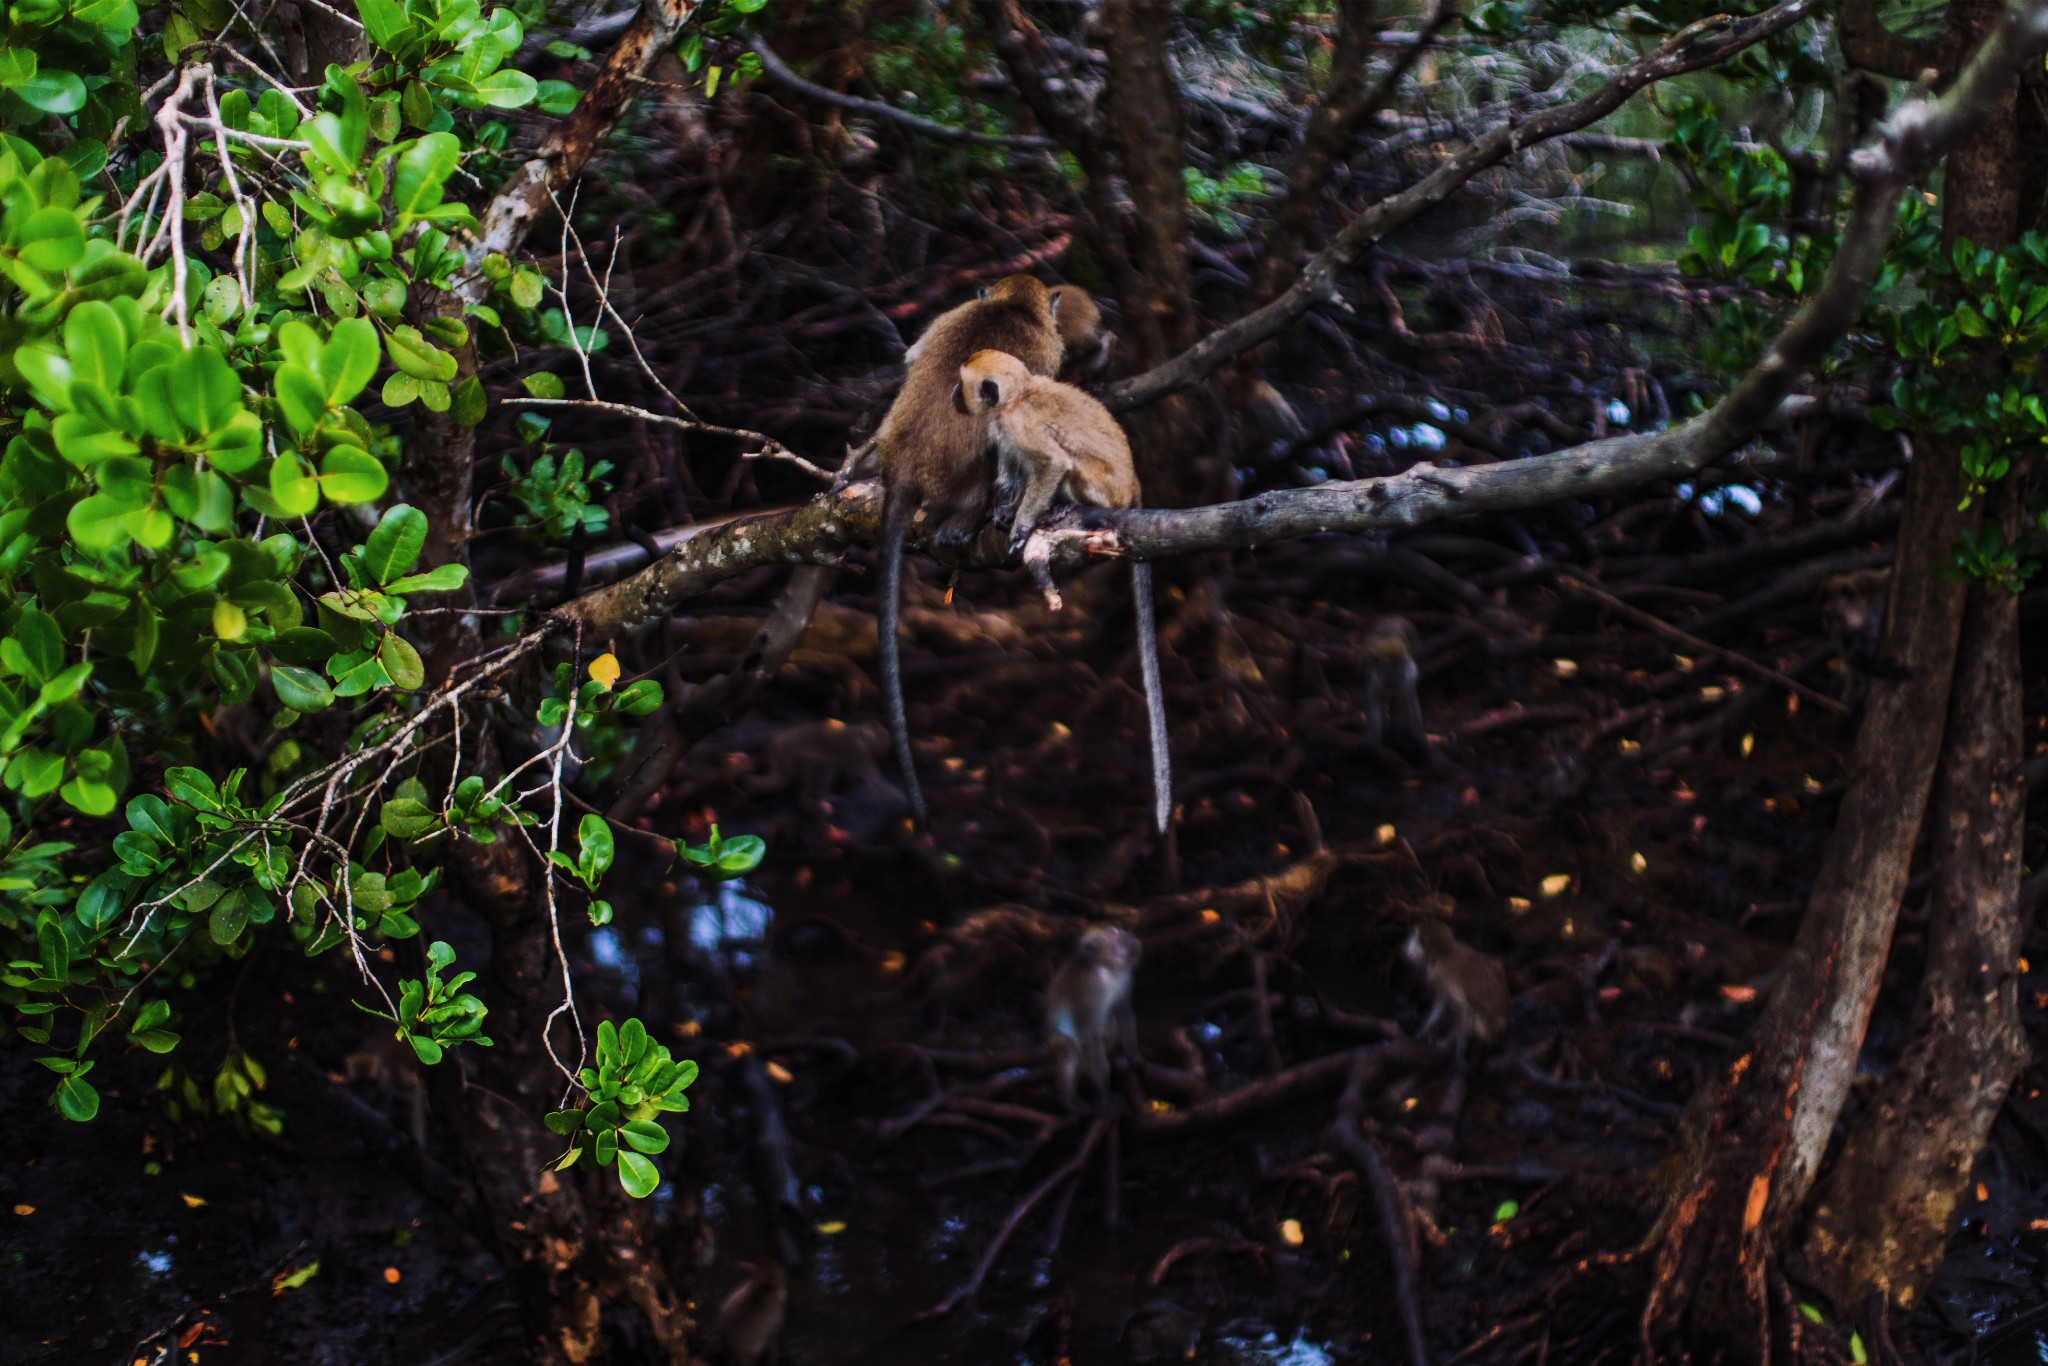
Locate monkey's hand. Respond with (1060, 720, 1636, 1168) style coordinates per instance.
(1020, 533, 1064, 611)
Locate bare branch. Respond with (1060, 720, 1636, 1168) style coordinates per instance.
(463, 0, 702, 303)
(1097, 0, 1824, 413)
(750, 39, 1057, 149)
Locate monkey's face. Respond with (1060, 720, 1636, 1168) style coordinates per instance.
(1078, 926, 1139, 972)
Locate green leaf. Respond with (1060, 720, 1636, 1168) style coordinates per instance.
(522, 371, 566, 400)
(394, 132, 459, 215)
(269, 452, 321, 518)
(579, 812, 614, 879)
(470, 70, 539, 108)
(320, 317, 380, 403)
(544, 1108, 586, 1136)
(210, 891, 251, 944)
(272, 665, 335, 712)
(318, 447, 389, 504)
(362, 505, 428, 584)
(450, 375, 487, 427)
(620, 1119, 669, 1154)
(380, 797, 438, 838)
(385, 326, 458, 382)
(714, 835, 766, 877)
(55, 1073, 100, 1122)
(17, 69, 86, 115)
(275, 364, 327, 437)
(383, 563, 468, 594)
(381, 633, 425, 691)
(616, 1149, 660, 1197)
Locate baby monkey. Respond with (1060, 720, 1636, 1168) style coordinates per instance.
(1362, 616, 1428, 764)
(714, 1259, 786, 1366)
(1050, 283, 1113, 380)
(1045, 924, 1141, 1111)
(1403, 920, 1508, 1065)
(1817, 568, 1891, 708)
(956, 349, 1171, 832)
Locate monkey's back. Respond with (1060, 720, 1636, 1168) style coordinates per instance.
(997, 381, 1140, 509)
(1450, 943, 1509, 1044)
(878, 296, 1062, 516)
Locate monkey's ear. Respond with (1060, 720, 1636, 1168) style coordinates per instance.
(979, 378, 1001, 409)
(975, 284, 992, 300)
(1048, 289, 1062, 319)
(950, 381, 969, 414)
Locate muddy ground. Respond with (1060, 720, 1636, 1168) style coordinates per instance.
(7, 532, 2048, 1365)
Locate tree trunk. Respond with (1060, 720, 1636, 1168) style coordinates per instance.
(1638, 435, 1972, 1357)
(1798, 479, 2028, 1324)
(1094, 0, 1227, 508)
(1639, 7, 2020, 1350)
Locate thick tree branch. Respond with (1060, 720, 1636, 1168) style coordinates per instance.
(750, 39, 1055, 149)
(548, 15, 2019, 645)
(1839, 0, 1943, 79)
(1097, 0, 1823, 413)
(461, 0, 700, 303)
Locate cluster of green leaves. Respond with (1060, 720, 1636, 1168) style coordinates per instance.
(0, 0, 622, 1142)
(678, 823, 766, 882)
(497, 442, 614, 544)
(156, 1043, 282, 1136)
(361, 939, 492, 1064)
(1665, 102, 2047, 587)
(544, 1017, 697, 1198)
(551, 812, 618, 926)
(1182, 163, 1271, 239)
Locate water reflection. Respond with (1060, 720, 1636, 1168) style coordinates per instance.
(1212, 1325, 1336, 1365)
(687, 881, 776, 966)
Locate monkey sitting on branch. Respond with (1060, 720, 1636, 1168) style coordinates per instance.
(1361, 615, 1430, 765)
(1045, 924, 1142, 1112)
(954, 347, 1172, 833)
(871, 275, 1067, 828)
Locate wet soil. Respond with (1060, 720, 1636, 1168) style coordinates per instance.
(7, 551, 2048, 1365)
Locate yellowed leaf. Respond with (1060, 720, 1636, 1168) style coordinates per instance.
(1279, 1219, 1305, 1247)
(587, 652, 621, 691)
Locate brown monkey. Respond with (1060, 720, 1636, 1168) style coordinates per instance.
(875, 275, 1064, 825)
(1045, 924, 1141, 1111)
(345, 1027, 427, 1149)
(1362, 616, 1427, 764)
(715, 1259, 786, 1366)
(955, 349, 1170, 832)
(744, 718, 901, 808)
(1817, 568, 1890, 707)
(1403, 920, 1508, 1063)
(1050, 283, 1114, 379)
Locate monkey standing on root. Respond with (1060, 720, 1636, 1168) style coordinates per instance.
(345, 1027, 427, 1149)
(1362, 615, 1429, 764)
(1403, 920, 1509, 1066)
(874, 275, 1065, 826)
(1817, 568, 1891, 707)
(744, 718, 902, 809)
(714, 1259, 786, 1366)
(955, 348, 1172, 833)
(1045, 924, 1141, 1111)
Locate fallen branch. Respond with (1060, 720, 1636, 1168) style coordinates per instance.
(1330, 1046, 1433, 1366)
(1135, 1041, 1443, 1140)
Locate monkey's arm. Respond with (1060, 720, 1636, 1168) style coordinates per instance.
(1005, 437, 1074, 555)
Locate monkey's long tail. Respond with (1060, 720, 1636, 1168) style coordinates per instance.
(879, 485, 929, 826)
(1132, 560, 1171, 834)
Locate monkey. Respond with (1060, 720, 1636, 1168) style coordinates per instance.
(714, 1259, 786, 1366)
(955, 348, 1172, 833)
(1403, 920, 1509, 1066)
(743, 718, 902, 809)
(1817, 568, 1891, 707)
(874, 275, 1065, 826)
(1045, 924, 1142, 1111)
(1361, 616, 1428, 765)
(1049, 283, 1114, 380)
(344, 1027, 427, 1149)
